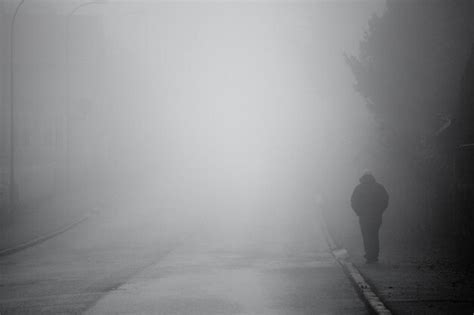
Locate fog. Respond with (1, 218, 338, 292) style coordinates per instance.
(6, 3, 474, 313)
(4, 1, 384, 251)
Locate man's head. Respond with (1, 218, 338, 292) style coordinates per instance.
(360, 169, 375, 184)
(362, 169, 372, 177)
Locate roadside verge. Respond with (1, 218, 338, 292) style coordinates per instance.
(0, 215, 89, 257)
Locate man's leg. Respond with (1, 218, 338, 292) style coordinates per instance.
(374, 221, 381, 259)
(367, 218, 382, 262)
(359, 218, 370, 260)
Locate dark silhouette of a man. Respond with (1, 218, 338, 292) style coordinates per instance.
(351, 170, 389, 263)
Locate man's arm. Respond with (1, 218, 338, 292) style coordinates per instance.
(350, 186, 361, 216)
(380, 185, 389, 212)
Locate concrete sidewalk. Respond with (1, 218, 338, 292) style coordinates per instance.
(342, 225, 474, 314)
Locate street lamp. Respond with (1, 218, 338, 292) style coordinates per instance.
(9, 0, 26, 213)
(65, 0, 106, 190)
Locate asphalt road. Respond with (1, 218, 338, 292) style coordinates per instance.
(1, 209, 368, 314)
(0, 209, 178, 314)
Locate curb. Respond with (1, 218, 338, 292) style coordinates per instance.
(319, 211, 392, 315)
(338, 257, 392, 315)
(0, 215, 89, 257)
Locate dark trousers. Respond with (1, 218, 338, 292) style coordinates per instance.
(359, 216, 382, 261)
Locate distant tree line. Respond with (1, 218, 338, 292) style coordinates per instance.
(346, 0, 474, 242)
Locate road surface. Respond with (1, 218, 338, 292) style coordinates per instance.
(0, 208, 177, 314)
(1, 208, 368, 314)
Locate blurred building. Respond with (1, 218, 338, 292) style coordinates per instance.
(0, 0, 106, 214)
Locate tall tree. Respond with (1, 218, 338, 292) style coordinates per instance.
(346, 0, 473, 235)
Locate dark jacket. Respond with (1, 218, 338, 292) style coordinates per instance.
(351, 174, 389, 217)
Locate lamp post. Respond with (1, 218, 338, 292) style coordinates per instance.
(65, 0, 105, 190)
(9, 0, 26, 213)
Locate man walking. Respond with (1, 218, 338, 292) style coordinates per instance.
(351, 170, 389, 263)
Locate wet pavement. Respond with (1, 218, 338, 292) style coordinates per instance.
(1, 209, 368, 314)
(86, 230, 367, 314)
(0, 210, 176, 314)
(87, 247, 367, 314)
